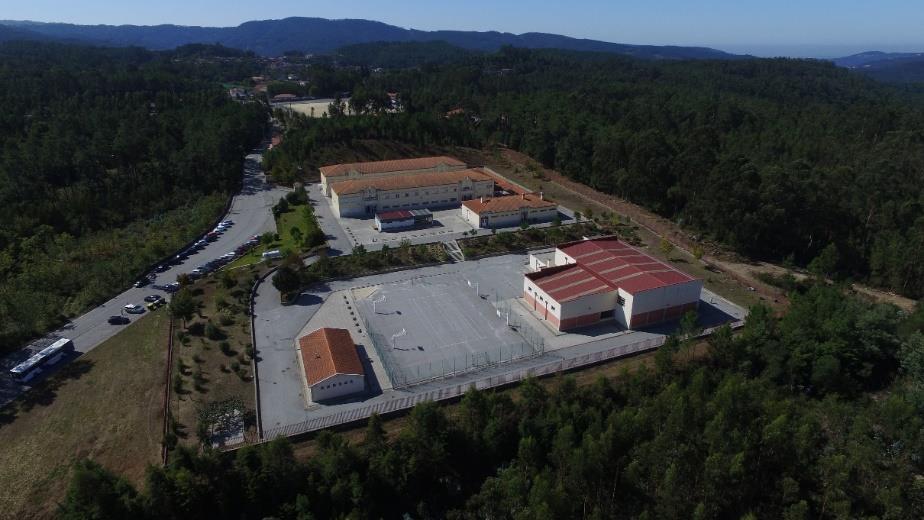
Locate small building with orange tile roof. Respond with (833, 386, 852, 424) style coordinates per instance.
(461, 193, 558, 229)
(296, 327, 366, 402)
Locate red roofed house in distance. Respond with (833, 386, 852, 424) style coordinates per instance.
(524, 236, 703, 331)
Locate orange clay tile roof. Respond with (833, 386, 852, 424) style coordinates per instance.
(298, 328, 364, 386)
(330, 167, 494, 195)
(319, 156, 466, 177)
(462, 194, 556, 215)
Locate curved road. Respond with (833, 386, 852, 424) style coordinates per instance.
(0, 146, 289, 406)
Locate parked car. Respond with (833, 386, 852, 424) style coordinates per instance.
(155, 264, 170, 273)
(123, 304, 145, 314)
(146, 299, 166, 311)
(134, 278, 150, 288)
(262, 249, 283, 260)
(143, 294, 163, 303)
(163, 282, 180, 293)
(108, 315, 130, 325)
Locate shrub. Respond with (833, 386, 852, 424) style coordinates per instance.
(220, 341, 233, 356)
(205, 321, 224, 340)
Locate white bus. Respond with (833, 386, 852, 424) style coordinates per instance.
(9, 338, 75, 384)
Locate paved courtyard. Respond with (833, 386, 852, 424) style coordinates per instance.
(254, 253, 748, 434)
(355, 273, 538, 387)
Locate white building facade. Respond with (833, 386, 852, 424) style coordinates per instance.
(524, 237, 703, 331)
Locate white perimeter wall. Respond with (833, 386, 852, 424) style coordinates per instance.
(310, 373, 365, 401)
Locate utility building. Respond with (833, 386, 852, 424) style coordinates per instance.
(297, 327, 366, 402)
(319, 156, 467, 196)
(523, 237, 702, 331)
(461, 193, 558, 229)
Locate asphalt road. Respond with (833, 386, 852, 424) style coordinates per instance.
(0, 147, 289, 406)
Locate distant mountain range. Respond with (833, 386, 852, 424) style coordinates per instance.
(833, 51, 924, 82)
(0, 17, 738, 60)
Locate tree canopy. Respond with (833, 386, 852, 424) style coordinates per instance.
(0, 42, 266, 354)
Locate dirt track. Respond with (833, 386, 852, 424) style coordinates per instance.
(493, 148, 915, 312)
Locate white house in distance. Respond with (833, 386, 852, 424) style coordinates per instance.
(296, 327, 366, 402)
(461, 193, 558, 229)
(523, 236, 703, 331)
(319, 156, 467, 196)
(329, 168, 495, 218)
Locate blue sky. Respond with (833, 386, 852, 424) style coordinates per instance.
(3, 0, 923, 57)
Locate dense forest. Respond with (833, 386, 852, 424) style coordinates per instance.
(0, 42, 266, 354)
(267, 48, 924, 298)
(60, 284, 924, 518)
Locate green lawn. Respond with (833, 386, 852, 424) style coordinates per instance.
(0, 311, 169, 519)
(226, 205, 316, 270)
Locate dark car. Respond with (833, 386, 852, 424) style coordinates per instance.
(163, 282, 180, 293)
(155, 264, 170, 273)
(143, 294, 163, 303)
(133, 278, 150, 288)
(108, 315, 130, 325)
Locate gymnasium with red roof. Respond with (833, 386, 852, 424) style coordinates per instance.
(523, 236, 703, 331)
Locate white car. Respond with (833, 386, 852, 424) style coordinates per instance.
(123, 304, 145, 314)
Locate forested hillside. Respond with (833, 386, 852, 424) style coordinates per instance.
(60, 284, 924, 518)
(0, 42, 266, 354)
(269, 48, 924, 297)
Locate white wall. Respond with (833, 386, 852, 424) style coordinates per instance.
(523, 277, 563, 322)
(333, 179, 494, 218)
(309, 373, 365, 401)
(559, 290, 618, 321)
(629, 279, 703, 315)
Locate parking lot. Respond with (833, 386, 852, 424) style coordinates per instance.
(355, 271, 539, 387)
(306, 182, 576, 252)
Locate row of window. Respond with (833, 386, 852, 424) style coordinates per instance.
(381, 198, 456, 210)
(316, 378, 358, 390)
(525, 286, 555, 311)
(382, 187, 459, 199)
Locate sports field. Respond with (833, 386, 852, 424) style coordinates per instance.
(276, 98, 354, 118)
(355, 272, 539, 387)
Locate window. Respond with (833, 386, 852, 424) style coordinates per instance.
(404, 193, 409, 197)
(550, 305, 556, 311)
(616, 296, 626, 306)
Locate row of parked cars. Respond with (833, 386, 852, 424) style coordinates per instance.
(109, 295, 165, 324)
(188, 232, 261, 278)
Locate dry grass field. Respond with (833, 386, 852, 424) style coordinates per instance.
(0, 311, 169, 519)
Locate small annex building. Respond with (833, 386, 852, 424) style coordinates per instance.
(461, 193, 557, 229)
(296, 327, 366, 402)
(523, 237, 703, 331)
(319, 156, 467, 196)
(374, 209, 433, 231)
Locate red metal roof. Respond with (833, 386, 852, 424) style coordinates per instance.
(377, 210, 413, 220)
(528, 237, 697, 300)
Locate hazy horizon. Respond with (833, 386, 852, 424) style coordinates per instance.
(4, 0, 924, 59)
